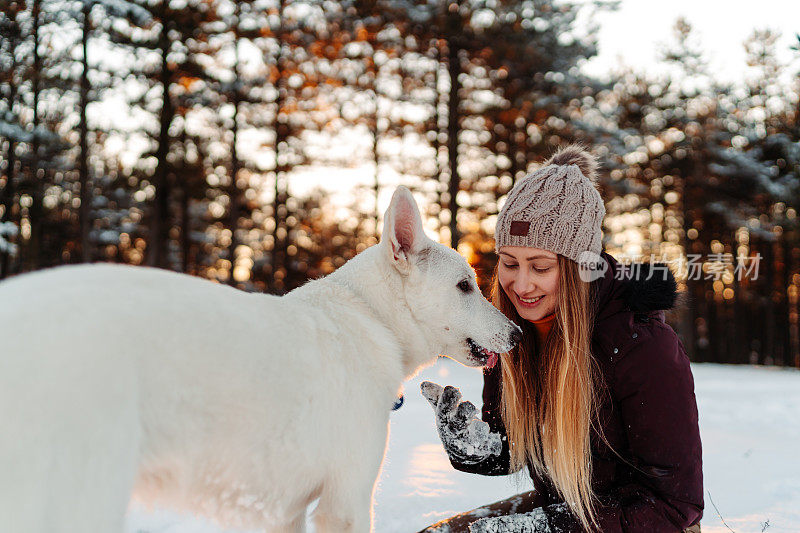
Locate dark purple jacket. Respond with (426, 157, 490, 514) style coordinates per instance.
(451, 251, 703, 532)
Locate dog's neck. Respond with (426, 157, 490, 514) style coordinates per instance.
(325, 245, 438, 377)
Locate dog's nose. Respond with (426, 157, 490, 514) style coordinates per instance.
(509, 327, 522, 347)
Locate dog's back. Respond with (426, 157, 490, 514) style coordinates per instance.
(0, 263, 402, 532)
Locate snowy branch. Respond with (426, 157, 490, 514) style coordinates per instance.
(0, 118, 33, 143)
(0, 222, 19, 256)
(82, 0, 153, 26)
(709, 146, 794, 202)
(0, 113, 64, 148)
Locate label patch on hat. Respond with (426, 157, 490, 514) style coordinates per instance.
(510, 221, 530, 236)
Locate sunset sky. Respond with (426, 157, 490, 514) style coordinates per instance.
(582, 0, 800, 82)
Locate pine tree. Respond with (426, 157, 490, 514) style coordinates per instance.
(244, 0, 328, 292)
(0, 1, 26, 277)
(348, 0, 610, 249)
(73, 0, 151, 262)
(734, 28, 800, 366)
(0, 0, 69, 276)
(105, 0, 220, 269)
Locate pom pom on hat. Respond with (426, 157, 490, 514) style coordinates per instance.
(544, 144, 599, 186)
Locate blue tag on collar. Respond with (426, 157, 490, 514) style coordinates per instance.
(391, 394, 404, 411)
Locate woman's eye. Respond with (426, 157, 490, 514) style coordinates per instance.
(502, 263, 518, 269)
(534, 267, 550, 273)
(457, 279, 472, 293)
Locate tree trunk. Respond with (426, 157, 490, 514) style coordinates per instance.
(446, 31, 461, 249)
(680, 168, 697, 361)
(777, 233, 791, 366)
(791, 228, 800, 367)
(271, 0, 287, 292)
(148, 2, 173, 269)
(0, 22, 20, 279)
(508, 125, 520, 188)
(78, 2, 92, 262)
(181, 183, 191, 273)
(0, 61, 18, 279)
(227, 5, 242, 286)
(794, 251, 800, 368)
(371, 90, 380, 236)
(431, 40, 443, 234)
(763, 237, 775, 364)
(25, 0, 43, 270)
(732, 227, 747, 363)
(0, 135, 15, 278)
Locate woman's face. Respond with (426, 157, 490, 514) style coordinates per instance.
(498, 246, 559, 322)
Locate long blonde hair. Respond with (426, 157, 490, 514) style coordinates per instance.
(491, 254, 600, 531)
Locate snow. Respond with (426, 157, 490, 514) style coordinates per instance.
(83, 0, 152, 26)
(0, 117, 34, 143)
(126, 358, 800, 533)
(0, 115, 62, 146)
(470, 506, 556, 533)
(709, 145, 795, 203)
(0, 221, 18, 255)
(420, 380, 504, 466)
(692, 364, 800, 533)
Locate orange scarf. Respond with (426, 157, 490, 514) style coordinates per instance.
(530, 311, 556, 343)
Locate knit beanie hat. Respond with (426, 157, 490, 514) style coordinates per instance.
(494, 145, 605, 263)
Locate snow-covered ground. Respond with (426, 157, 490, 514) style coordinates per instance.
(127, 359, 800, 533)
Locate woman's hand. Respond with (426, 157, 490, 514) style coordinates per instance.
(420, 381, 503, 465)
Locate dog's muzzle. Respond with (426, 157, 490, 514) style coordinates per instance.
(467, 338, 500, 369)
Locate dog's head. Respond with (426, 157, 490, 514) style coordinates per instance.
(380, 186, 521, 369)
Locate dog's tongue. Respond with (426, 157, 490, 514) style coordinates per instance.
(486, 351, 499, 369)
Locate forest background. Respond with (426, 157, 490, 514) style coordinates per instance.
(2, 0, 800, 367)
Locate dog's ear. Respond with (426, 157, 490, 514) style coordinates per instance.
(381, 186, 427, 274)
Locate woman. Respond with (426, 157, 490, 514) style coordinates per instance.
(419, 146, 703, 533)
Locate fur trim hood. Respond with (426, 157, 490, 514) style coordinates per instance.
(592, 251, 679, 323)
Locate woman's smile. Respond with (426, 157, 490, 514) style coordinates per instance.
(516, 293, 544, 307)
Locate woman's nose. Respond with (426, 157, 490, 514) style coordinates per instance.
(515, 269, 536, 293)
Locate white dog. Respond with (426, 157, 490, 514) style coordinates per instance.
(0, 186, 520, 533)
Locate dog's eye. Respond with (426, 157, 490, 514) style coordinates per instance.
(457, 279, 472, 293)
